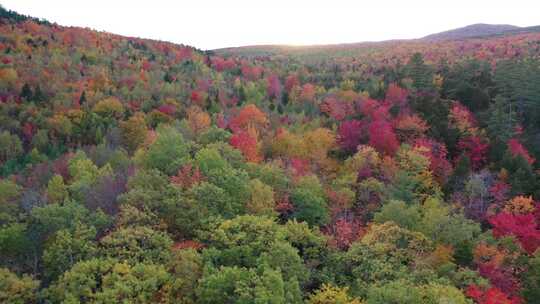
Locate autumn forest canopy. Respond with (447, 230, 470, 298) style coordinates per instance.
(1, 6, 540, 304)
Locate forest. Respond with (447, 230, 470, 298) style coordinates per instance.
(0, 6, 540, 304)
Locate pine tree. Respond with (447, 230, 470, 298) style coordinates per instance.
(487, 95, 516, 144)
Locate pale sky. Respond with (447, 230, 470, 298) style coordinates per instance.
(2, 0, 540, 50)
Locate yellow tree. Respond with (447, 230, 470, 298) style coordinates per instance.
(120, 113, 148, 154)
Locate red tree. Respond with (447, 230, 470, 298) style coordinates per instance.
(337, 120, 365, 153)
(489, 211, 540, 254)
(507, 138, 535, 165)
(368, 120, 399, 155)
(458, 136, 489, 170)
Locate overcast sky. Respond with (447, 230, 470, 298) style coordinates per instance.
(3, 0, 540, 50)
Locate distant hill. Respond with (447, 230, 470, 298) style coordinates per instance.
(421, 23, 520, 41)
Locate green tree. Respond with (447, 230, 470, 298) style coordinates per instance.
(308, 284, 363, 304)
(0, 179, 21, 224)
(168, 249, 204, 304)
(141, 126, 191, 175)
(46, 174, 69, 204)
(44, 258, 172, 303)
(99, 226, 173, 265)
(0, 131, 23, 164)
(406, 53, 434, 91)
(290, 175, 329, 226)
(487, 95, 516, 144)
(43, 222, 98, 281)
(246, 179, 276, 216)
(522, 251, 540, 303)
(0, 267, 39, 304)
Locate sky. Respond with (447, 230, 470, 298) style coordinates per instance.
(3, 0, 540, 50)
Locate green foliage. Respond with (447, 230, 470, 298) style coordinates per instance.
(0, 267, 39, 304)
(99, 226, 173, 265)
(308, 284, 363, 304)
(522, 251, 540, 303)
(246, 179, 276, 216)
(290, 175, 329, 226)
(0, 179, 21, 224)
(168, 249, 204, 304)
(43, 222, 98, 281)
(141, 126, 191, 175)
(196, 265, 299, 304)
(0, 131, 23, 164)
(375, 197, 480, 247)
(46, 174, 69, 204)
(44, 258, 172, 303)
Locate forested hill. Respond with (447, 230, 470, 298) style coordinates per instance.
(1, 6, 540, 304)
(422, 24, 520, 41)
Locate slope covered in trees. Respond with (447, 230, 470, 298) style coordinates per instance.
(1, 6, 540, 304)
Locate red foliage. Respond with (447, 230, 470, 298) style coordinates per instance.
(489, 211, 540, 254)
(241, 64, 263, 80)
(173, 240, 204, 251)
(414, 138, 452, 184)
(22, 122, 35, 142)
(478, 263, 521, 296)
(211, 56, 236, 72)
(368, 120, 399, 155)
(358, 98, 380, 117)
(229, 131, 261, 163)
(170, 164, 204, 189)
(320, 96, 354, 121)
(507, 138, 535, 165)
(284, 74, 299, 92)
(157, 104, 176, 116)
(228, 104, 267, 134)
(458, 136, 489, 170)
(489, 182, 510, 206)
(299, 83, 316, 102)
(266, 74, 281, 99)
(191, 90, 204, 104)
(327, 218, 364, 250)
(385, 83, 408, 108)
(337, 120, 365, 153)
(290, 158, 310, 177)
(466, 285, 521, 304)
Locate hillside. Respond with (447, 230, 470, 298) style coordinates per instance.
(1, 6, 540, 304)
(422, 23, 520, 41)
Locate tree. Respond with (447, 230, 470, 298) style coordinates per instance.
(522, 251, 540, 303)
(99, 226, 173, 264)
(308, 284, 363, 304)
(337, 120, 364, 154)
(120, 112, 148, 154)
(93, 97, 125, 119)
(197, 266, 283, 304)
(42, 223, 98, 281)
(489, 211, 540, 254)
(168, 248, 203, 304)
(141, 126, 191, 175)
(46, 174, 69, 204)
(44, 258, 172, 303)
(0, 267, 39, 304)
(0, 179, 21, 223)
(487, 95, 516, 144)
(368, 120, 398, 156)
(0, 131, 23, 164)
(229, 131, 262, 163)
(290, 175, 329, 226)
(246, 179, 276, 216)
(406, 53, 434, 91)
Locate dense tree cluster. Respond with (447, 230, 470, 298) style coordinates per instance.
(1, 6, 540, 303)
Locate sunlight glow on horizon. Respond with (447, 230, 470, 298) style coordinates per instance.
(3, 0, 540, 50)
